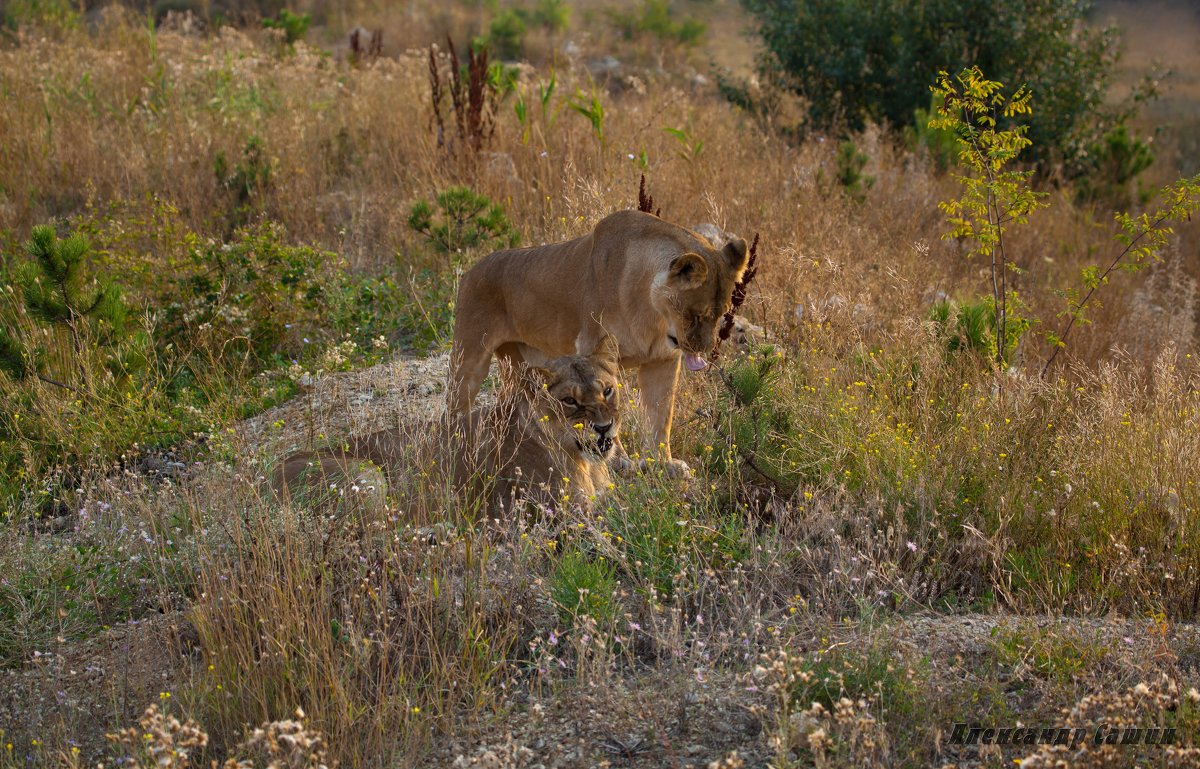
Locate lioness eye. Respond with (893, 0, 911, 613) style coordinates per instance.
(603, 386, 613, 398)
(563, 397, 577, 407)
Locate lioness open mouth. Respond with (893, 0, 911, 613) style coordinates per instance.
(668, 335, 708, 372)
(576, 435, 615, 457)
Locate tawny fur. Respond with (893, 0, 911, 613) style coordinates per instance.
(275, 341, 623, 516)
(449, 210, 748, 477)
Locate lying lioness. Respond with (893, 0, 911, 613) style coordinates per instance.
(276, 339, 623, 515)
(450, 210, 749, 477)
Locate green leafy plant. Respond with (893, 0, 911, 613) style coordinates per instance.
(2, 0, 80, 32)
(0, 208, 406, 513)
(705, 351, 802, 496)
(525, 0, 570, 33)
(663, 120, 704, 163)
(0, 226, 175, 510)
(261, 8, 310, 46)
(538, 70, 558, 121)
(407, 186, 518, 255)
(569, 88, 605, 146)
(909, 93, 961, 171)
(990, 623, 1107, 683)
(515, 70, 561, 145)
(4, 227, 127, 390)
(931, 67, 1049, 371)
(788, 642, 923, 722)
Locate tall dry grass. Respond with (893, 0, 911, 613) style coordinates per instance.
(2, 7, 1200, 768)
(6, 8, 1192, 369)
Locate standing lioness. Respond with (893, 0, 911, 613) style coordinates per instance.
(450, 210, 748, 476)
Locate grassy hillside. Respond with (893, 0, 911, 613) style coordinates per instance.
(1, 2, 1199, 767)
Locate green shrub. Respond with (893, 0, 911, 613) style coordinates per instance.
(788, 642, 923, 723)
(485, 9, 526, 61)
(701, 350, 806, 495)
(603, 476, 748, 600)
(395, 267, 457, 353)
(743, 0, 1138, 179)
(0, 227, 194, 512)
(834, 139, 873, 202)
(0, 209, 405, 514)
(261, 8, 310, 45)
(484, 0, 570, 58)
(908, 93, 960, 171)
(3, 226, 133, 386)
(609, 0, 705, 47)
(159, 224, 334, 363)
(1074, 124, 1155, 207)
(526, 0, 570, 33)
(990, 623, 1108, 683)
(87, 202, 406, 366)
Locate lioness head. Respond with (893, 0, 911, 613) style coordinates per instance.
(655, 236, 750, 372)
(530, 336, 622, 461)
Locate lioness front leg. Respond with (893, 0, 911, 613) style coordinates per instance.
(607, 433, 635, 476)
(448, 341, 495, 416)
(637, 357, 691, 478)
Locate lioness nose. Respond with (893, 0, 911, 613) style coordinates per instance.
(593, 422, 613, 436)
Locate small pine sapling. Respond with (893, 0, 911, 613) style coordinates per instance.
(8, 225, 132, 392)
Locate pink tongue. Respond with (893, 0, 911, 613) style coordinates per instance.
(684, 353, 708, 372)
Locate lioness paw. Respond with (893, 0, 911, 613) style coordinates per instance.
(664, 458, 693, 479)
(610, 454, 637, 477)
(637, 457, 693, 479)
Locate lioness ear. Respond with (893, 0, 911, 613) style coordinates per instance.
(669, 252, 708, 287)
(590, 334, 619, 365)
(724, 237, 749, 278)
(519, 365, 554, 393)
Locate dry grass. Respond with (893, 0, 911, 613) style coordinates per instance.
(2, 3, 1200, 768)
